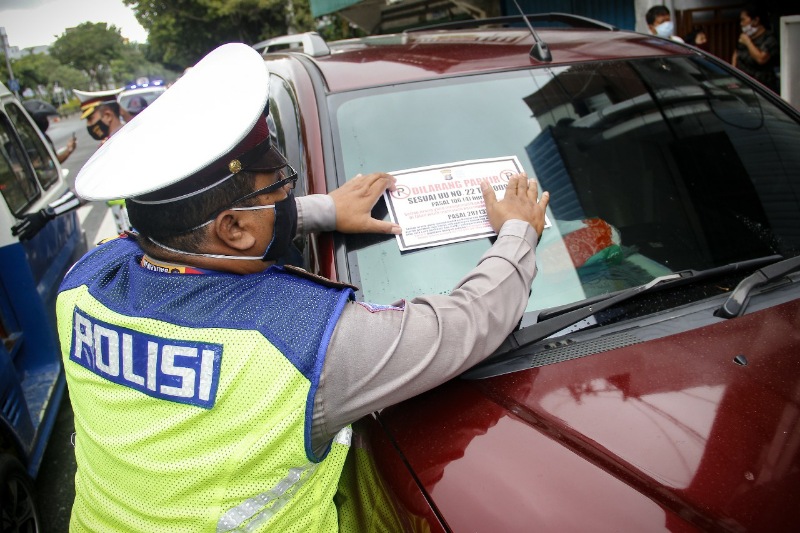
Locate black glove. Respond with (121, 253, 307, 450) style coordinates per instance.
(11, 207, 55, 241)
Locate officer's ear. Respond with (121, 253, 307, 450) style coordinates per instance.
(211, 209, 258, 252)
(101, 108, 116, 124)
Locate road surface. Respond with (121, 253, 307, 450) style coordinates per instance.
(48, 113, 119, 245)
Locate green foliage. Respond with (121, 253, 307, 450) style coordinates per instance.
(4, 0, 366, 105)
(49, 22, 126, 87)
(58, 97, 81, 117)
(10, 53, 61, 89)
(125, 0, 289, 69)
(8, 52, 88, 103)
(5, 0, 373, 102)
(51, 65, 91, 91)
(315, 14, 368, 41)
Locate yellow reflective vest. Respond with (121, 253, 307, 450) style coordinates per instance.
(56, 236, 353, 531)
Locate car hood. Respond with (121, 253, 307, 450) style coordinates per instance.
(375, 298, 800, 532)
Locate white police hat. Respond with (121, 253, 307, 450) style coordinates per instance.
(75, 42, 286, 202)
(74, 87, 124, 119)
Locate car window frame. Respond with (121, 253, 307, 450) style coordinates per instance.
(269, 72, 313, 270)
(0, 109, 42, 216)
(5, 101, 60, 192)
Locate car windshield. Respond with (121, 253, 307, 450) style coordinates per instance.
(119, 88, 165, 108)
(330, 56, 800, 322)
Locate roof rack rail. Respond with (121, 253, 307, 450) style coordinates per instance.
(252, 32, 330, 57)
(405, 12, 618, 33)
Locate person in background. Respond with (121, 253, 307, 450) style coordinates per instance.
(31, 112, 77, 164)
(74, 88, 125, 142)
(123, 96, 149, 121)
(684, 27, 709, 51)
(55, 43, 550, 530)
(732, 4, 779, 93)
(646, 5, 684, 42)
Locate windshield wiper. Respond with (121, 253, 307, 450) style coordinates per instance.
(716, 255, 800, 318)
(493, 254, 782, 358)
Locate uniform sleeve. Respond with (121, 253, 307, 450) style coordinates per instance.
(50, 189, 83, 216)
(311, 219, 538, 451)
(296, 194, 336, 235)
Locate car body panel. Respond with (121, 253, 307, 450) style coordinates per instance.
(338, 414, 447, 532)
(117, 85, 167, 115)
(312, 30, 690, 93)
(375, 297, 800, 532)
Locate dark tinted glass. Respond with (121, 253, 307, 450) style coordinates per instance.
(0, 113, 40, 215)
(7, 103, 59, 190)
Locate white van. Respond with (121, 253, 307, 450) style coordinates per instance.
(0, 82, 87, 529)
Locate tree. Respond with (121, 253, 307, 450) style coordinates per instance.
(9, 52, 88, 104)
(50, 65, 91, 100)
(124, 0, 291, 69)
(49, 22, 125, 88)
(10, 53, 61, 93)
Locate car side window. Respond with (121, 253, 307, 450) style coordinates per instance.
(6, 103, 59, 191)
(0, 112, 41, 215)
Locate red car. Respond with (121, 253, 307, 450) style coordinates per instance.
(259, 15, 800, 532)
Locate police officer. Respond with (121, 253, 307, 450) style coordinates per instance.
(57, 43, 549, 531)
(74, 87, 125, 141)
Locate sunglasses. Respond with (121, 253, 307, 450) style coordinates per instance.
(189, 165, 298, 232)
(230, 165, 298, 206)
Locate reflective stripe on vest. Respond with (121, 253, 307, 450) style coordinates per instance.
(216, 427, 353, 532)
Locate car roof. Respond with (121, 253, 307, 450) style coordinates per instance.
(119, 86, 167, 97)
(294, 28, 692, 93)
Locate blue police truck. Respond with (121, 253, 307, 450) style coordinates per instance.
(1, 82, 87, 529)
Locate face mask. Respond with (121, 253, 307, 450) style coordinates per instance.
(87, 119, 110, 141)
(655, 21, 674, 38)
(262, 190, 297, 262)
(148, 191, 298, 263)
(742, 24, 757, 37)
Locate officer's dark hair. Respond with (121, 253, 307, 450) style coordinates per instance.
(646, 5, 670, 25)
(32, 114, 50, 134)
(96, 102, 122, 119)
(129, 171, 258, 256)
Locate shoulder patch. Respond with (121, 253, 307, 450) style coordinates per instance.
(96, 230, 138, 246)
(282, 264, 359, 291)
(356, 301, 405, 313)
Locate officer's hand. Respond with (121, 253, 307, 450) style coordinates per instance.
(329, 172, 402, 234)
(482, 174, 550, 238)
(11, 208, 55, 241)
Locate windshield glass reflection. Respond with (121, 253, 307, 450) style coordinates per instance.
(331, 57, 800, 317)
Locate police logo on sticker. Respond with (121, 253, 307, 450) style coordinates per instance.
(71, 308, 223, 409)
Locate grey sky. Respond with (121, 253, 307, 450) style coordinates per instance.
(0, 0, 147, 49)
